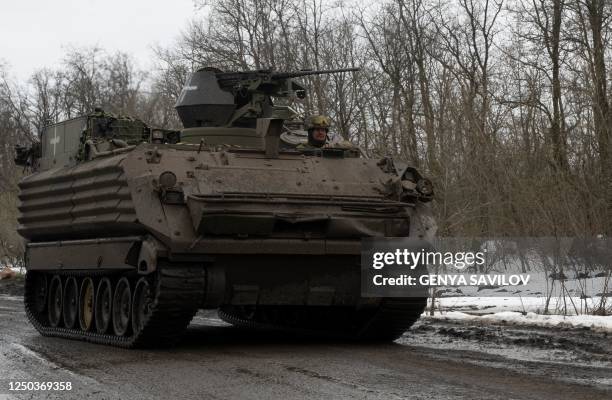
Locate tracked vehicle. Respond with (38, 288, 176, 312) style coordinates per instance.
(17, 68, 435, 347)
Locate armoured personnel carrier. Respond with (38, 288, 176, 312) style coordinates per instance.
(16, 68, 435, 347)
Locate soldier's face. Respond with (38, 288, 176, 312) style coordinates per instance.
(312, 128, 327, 142)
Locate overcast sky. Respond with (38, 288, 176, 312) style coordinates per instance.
(1, 0, 200, 81)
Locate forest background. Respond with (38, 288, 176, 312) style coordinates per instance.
(0, 0, 610, 264)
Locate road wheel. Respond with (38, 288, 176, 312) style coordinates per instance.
(132, 278, 152, 335)
(33, 273, 48, 314)
(47, 275, 63, 327)
(112, 277, 132, 336)
(63, 277, 78, 329)
(95, 278, 112, 333)
(79, 278, 95, 331)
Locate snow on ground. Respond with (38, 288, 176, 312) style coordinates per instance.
(428, 270, 611, 331)
(423, 309, 612, 332)
(434, 295, 607, 315)
(435, 270, 610, 299)
(430, 292, 612, 331)
(0, 264, 25, 275)
(435, 271, 612, 324)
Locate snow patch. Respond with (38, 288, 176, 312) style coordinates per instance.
(9, 343, 63, 370)
(423, 310, 612, 332)
(434, 295, 607, 315)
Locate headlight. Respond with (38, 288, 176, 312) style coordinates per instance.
(152, 130, 164, 140)
(159, 171, 177, 189)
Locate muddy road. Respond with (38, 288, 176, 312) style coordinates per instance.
(0, 294, 610, 400)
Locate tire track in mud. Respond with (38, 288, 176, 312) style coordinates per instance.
(1, 295, 611, 399)
(1, 342, 119, 399)
(399, 318, 612, 391)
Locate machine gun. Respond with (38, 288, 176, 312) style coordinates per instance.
(216, 67, 360, 82)
(175, 67, 360, 129)
(215, 67, 359, 98)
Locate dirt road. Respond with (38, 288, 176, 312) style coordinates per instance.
(0, 294, 610, 399)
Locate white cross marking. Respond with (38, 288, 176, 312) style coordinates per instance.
(50, 126, 60, 156)
(178, 85, 198, 103)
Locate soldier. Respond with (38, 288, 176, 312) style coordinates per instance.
(304, 115, 331, 148)
(293, 115, 355, 150)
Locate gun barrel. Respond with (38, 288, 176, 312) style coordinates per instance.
(272, 67, 360, 80)
(211, 67, 360, 91)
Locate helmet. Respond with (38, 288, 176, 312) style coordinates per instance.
(306, 115, 330, 131)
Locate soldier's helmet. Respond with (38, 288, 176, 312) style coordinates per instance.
(306, 115, 330, 131)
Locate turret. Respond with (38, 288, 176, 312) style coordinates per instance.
(175, 67, 359, 147)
